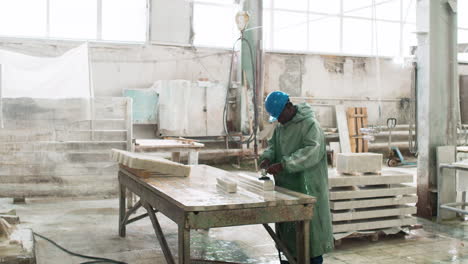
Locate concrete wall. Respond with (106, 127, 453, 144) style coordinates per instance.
(0, 40, 233, 139)
(0, 98, 131, 198)
(0, 40, 232, 97)
(0, 39, 415, 130)
(264, 53, 413, 127)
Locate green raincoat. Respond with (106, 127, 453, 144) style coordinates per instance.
(260, 103, 334, 258)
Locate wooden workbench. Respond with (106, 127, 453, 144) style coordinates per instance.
(118, 165, 316, 264)
(134, 139, 205, 165)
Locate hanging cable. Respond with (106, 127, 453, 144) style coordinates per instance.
(223, 34, 259, 154)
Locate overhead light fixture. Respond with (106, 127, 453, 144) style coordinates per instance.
(392, 56, 405, 66)
(235, 11, 250, 33)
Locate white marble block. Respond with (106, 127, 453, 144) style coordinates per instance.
(216, 177, 237, 193)
(336, 152, 383, 174)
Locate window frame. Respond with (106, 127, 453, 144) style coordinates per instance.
(264, 0, 419, 57)
(0, 0, 149, 44)
(191, 0, 241, 49)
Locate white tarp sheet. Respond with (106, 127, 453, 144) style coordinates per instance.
(0, 43, 92, 98)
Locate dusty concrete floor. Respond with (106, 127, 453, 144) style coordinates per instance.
(0, 197, 467, 264)
(1, 166, 465, 264)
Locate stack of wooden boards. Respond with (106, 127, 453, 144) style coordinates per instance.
(347, 107, 369, 153)
(330, 153, 417, 239)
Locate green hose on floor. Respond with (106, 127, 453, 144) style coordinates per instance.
(33, 232, 127, 264)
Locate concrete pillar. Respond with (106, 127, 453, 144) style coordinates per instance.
(416, 0, 458, 218)
(241, 0, 263, 135)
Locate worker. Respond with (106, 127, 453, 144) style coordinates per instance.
(259, 91, 334, 264)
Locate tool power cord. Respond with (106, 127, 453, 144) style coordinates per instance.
(33, 232, 127, 264)
(223, 35, 259, 149)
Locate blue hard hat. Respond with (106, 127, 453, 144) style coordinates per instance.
(265, 91, 289, 122)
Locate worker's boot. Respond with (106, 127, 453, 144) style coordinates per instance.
(310, 255, 323, 264)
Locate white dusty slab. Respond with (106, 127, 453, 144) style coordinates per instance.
(329, 142, 341, 167)
(237, 173, 275, 191)
(330, 195, 418, 210)
(216, 177, 237, 193)
(111, 149, 191, 177)
(328, 170, 413, 187)
(336, 105, 351, 153)
(336, 152, 383, 174)
(331, 205, 417, 221)
(329, 184, 416, 200)
(332, 216, 417, 233)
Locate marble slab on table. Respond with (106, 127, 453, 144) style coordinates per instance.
(135, 165, 316, 211)
(112, 149, 191, 176)
(134, 139, 204, 149)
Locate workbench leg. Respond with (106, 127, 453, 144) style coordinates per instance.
(120, 200, 142, 236)
(127, 191, 134, 209)
(119, 182, 126, 237)
(178, 225, 191, 264)
(263, 224, 296, 264)
(296, 221, 310, 264)
(188, 150, 199, 165)
(172, 152, 181, 163)
(143, 202, 176, 264)
(463, 191, 467, 211)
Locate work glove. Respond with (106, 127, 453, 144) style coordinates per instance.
(266, 163, 283, 175)
(259, 159, 271, 169)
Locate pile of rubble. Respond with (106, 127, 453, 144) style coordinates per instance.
(0, 208, 35, 264)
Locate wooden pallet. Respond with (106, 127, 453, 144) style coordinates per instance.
(347, 107, 368, 153)
(329, 184, 416, 200)
(333, 224, 423, 246)
(331, 205, 417, 222)
(332, 216, 416, 233)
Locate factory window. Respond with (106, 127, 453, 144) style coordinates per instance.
(0, 0, 48, 38)
(264, 0, 418, 57)
(0, 0, 147, 43)
(192, 1, 240, 48)
(101, 0, 147, 42)
(49, 0, 98, 39)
